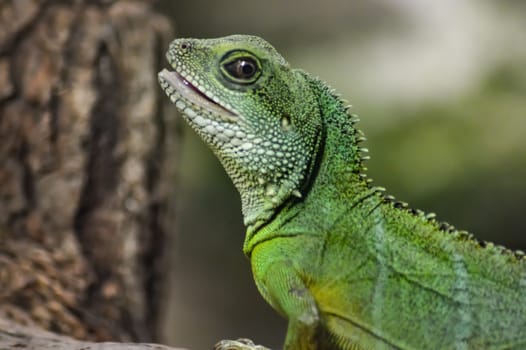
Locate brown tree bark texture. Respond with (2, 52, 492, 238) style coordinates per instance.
(0, 0, 176, 344)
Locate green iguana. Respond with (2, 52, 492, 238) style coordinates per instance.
(158, 35, 526, 350)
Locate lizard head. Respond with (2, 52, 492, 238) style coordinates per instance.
(159, 35, 323, 227)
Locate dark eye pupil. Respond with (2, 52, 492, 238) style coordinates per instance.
(224, 58, 259, 81)
(240, 61, 255, 76)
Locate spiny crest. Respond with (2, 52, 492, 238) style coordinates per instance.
(324, 79, 525, 262)
(375, 167, 524, 261)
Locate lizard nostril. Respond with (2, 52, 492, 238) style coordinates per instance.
(180, 42, 190, 50)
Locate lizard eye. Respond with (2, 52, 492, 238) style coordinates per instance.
(221, 52, 261, 84)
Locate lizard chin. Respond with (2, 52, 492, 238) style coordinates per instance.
(158, 68, 237, 121)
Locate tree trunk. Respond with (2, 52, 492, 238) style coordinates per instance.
(0, 0, 176, 343)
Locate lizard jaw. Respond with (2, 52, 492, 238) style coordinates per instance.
(158, 68, 237, 121)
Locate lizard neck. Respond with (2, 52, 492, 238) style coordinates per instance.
(306, 72, 369, 187)
(244, 72, 375, 251)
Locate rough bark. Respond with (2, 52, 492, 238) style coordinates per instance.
(0, 0, 176, 345)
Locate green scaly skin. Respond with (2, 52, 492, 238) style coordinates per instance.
(158, 35, 526, 350)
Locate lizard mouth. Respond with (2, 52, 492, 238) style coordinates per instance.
(158, 69, 236, 118)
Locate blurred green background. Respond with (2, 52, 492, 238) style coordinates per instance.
(156, 0, 526, 348)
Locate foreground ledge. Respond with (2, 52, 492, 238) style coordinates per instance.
(0, 318, 187, 350)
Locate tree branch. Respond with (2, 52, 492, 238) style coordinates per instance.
(0, 318, 188, 350)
